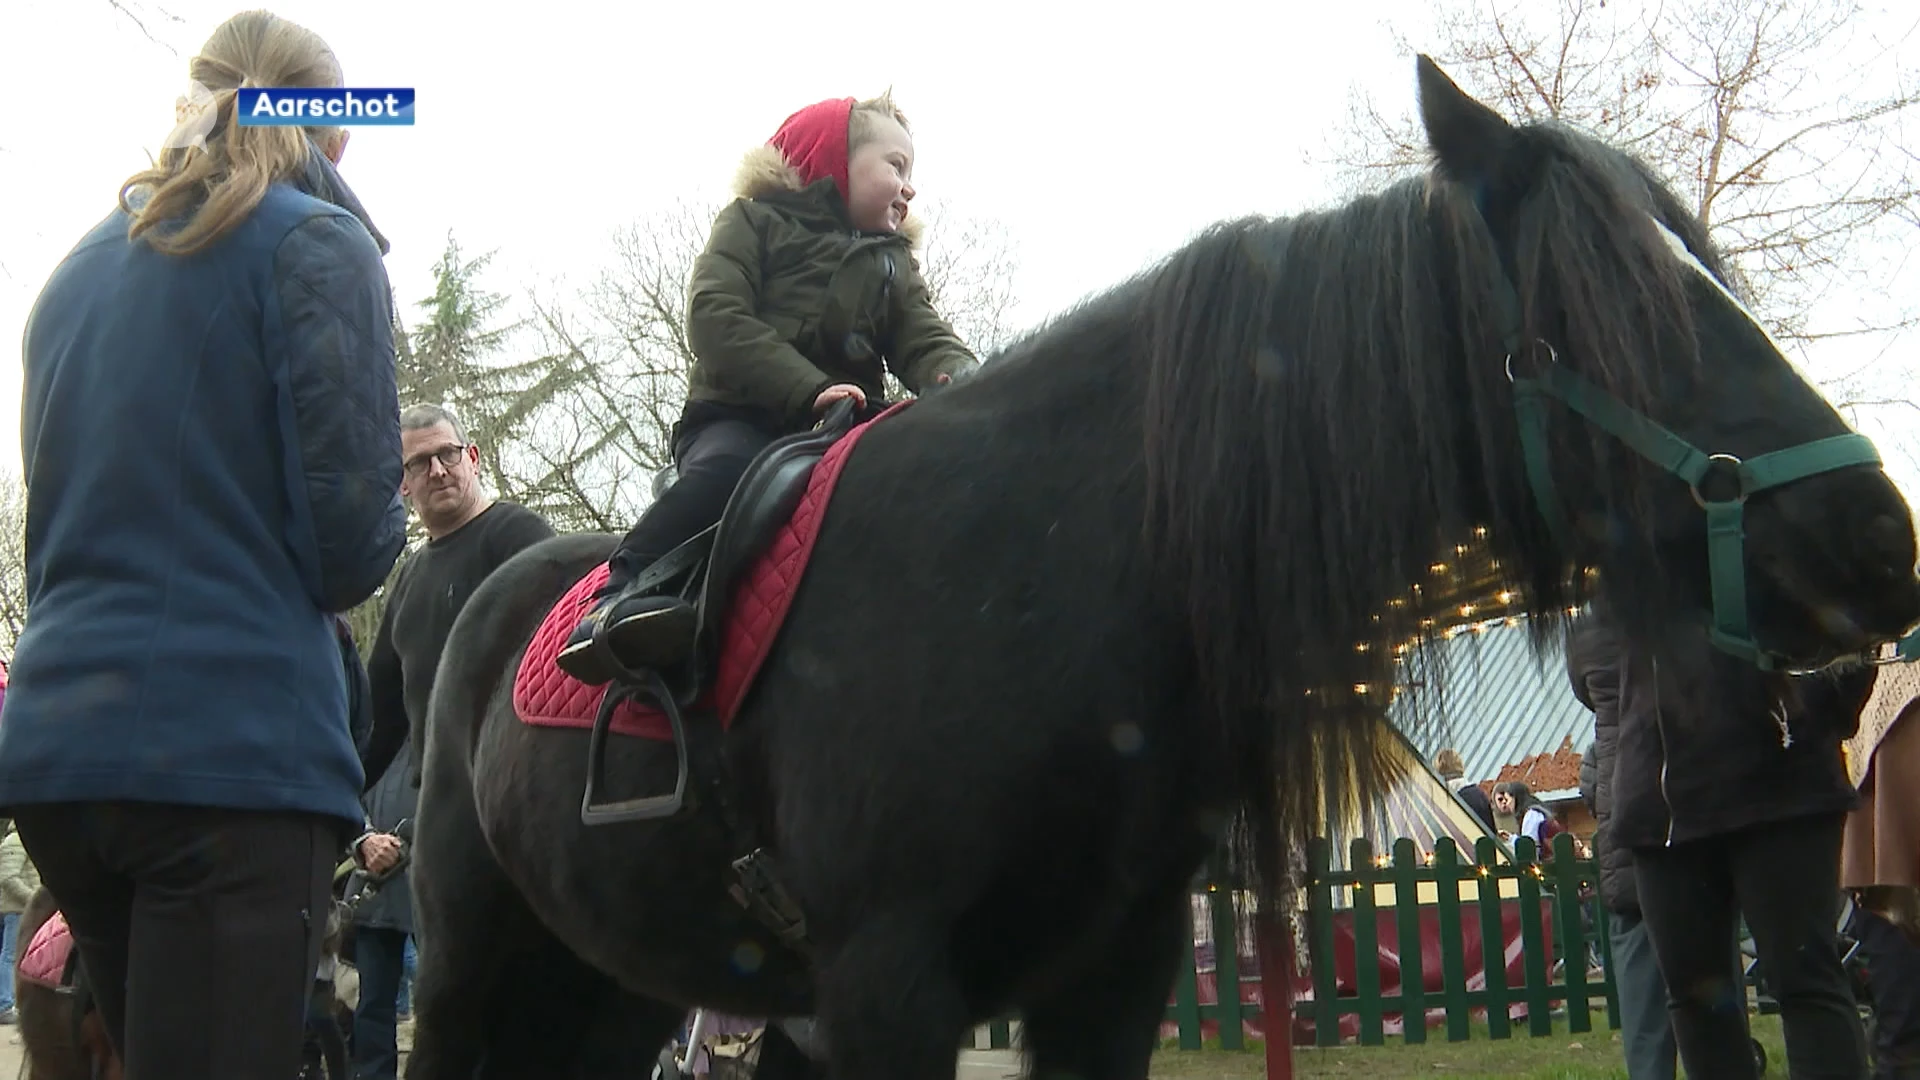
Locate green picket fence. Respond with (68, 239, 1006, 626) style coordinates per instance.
(1298, 832, 1616, 1047)
(975, 880, 1265, 1053)
(974, 831, 1617, 1058)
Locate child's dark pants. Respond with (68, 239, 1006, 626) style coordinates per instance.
(610, 418, 781, 583)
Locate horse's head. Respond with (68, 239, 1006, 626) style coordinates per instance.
(1415, 55, 1920, 672)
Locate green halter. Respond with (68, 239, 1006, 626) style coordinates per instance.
(1481, 207, 1920, 671)
(1461, 197, 1920, 671)
(1508, 348, 1887, 671)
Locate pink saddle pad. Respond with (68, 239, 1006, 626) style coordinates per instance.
(19, 910, 73, 989)
(513, 402, 904, 739)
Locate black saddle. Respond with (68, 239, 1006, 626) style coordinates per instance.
(694, 399, 864, 667)
(580, 398, 864, 828)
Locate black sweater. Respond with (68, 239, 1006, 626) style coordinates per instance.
(359, 502, 554, 789)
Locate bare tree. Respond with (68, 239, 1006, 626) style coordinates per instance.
(0, 471, 27, 659)
(341, 235, 601, 643)
(1327, 0, 1920, 358)
(511, 204, 710, 533)
(908, 199, 1024, 355)
(105, 0, 185, 51)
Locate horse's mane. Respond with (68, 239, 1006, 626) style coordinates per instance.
(993, 122, 1726, 902)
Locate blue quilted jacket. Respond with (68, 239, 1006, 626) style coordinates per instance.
(0, 146, 406, 829)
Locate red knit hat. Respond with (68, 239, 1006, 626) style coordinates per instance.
(768, 97, 855, 204)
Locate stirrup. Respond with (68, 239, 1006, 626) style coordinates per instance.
(580, 669, 689, 826)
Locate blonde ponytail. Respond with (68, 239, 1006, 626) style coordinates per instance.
(120, 10, 345, 257)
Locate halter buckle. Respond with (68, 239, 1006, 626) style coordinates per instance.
(1689, 453, 1747, 509)
(1504, 340, 1558, 384)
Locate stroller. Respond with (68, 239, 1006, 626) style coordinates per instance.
(653, 1010, 763, 1080)
(652, 1011, 825, 1080)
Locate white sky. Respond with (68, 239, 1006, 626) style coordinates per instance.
(3, 0, 1916, 501)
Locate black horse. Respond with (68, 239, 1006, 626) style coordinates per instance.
(403, 57, 1920, 1079)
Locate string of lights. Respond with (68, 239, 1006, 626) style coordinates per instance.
(1308, 525, 1598, 702)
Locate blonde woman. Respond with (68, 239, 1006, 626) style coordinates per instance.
(0, 11, 404, 1078)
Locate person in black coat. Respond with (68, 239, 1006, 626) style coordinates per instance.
(1568, 594, 1874, 1080)
(1571, 613, 1681, 1079)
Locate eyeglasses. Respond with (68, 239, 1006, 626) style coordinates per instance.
(402, 444, 470, 478)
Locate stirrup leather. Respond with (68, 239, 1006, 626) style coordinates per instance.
(579, 526, 716, 692)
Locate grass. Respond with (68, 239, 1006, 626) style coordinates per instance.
(1147, 1014, 1790, 1080)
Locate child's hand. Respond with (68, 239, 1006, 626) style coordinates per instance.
(813, 384, 867, 413)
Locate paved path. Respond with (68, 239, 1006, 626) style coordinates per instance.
(0, 1025, 23, 1075)
(0, 1021, 1027, 1077)
(958, 1048, 1025, 1078)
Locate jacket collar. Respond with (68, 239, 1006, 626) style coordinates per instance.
(294, 141, 390, 255)
(732, 144, 924, 249)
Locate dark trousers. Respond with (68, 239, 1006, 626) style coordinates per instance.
(1853, 907, 1920, 1079)
(1611, 908, 1680, 1080)
(611, 418, 780, 580)
(1636, 812, 1868, 1080)
(353, 925, 409, 1080)
(12, 801, 341, 1080)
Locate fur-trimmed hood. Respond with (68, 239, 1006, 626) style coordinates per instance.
(730, 142, 925, 249)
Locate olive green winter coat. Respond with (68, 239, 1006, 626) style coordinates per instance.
(684, 144, 979, 432)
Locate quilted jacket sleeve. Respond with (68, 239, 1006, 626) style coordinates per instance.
(687, 201, 838, 426)
(1583, 670, 1621, 824)
(270, 211, 407, 613)
(1565, 617, 1620, 809)
(1566, 613, 1639, 914)
(884, 254, 979, 393)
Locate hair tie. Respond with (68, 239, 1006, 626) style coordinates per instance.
(161, 79, 219, 152)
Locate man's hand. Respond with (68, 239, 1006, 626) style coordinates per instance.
(358, 832, 403, 876)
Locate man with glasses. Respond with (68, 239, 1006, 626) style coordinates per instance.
(349, 403, 553, 1080)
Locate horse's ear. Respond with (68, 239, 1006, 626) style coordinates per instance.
(1416, 54, 1515, 189)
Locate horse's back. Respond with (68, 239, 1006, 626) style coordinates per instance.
(425, 530, 620, 766)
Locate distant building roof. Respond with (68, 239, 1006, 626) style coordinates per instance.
(1391, 619, 1595, 785)
(1490, 735, 1585, 796)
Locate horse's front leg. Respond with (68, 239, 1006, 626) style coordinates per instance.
(812, 914, 974, 1080)
(1016, 884, 1193, 1080)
